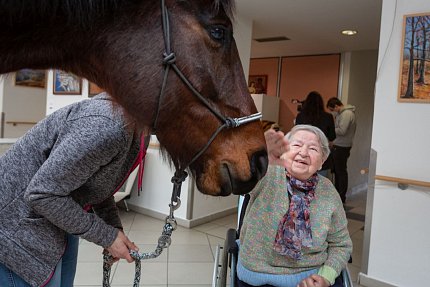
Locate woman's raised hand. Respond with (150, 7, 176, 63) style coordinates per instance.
(264, 129, 288, 167)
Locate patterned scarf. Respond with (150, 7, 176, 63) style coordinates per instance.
(273, 171, 318, 260)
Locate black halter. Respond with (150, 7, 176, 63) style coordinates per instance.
(153, 0, 262, 205)
(103, 1, 261, 285)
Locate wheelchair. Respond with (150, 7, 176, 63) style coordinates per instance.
(212, 194, 353, 287)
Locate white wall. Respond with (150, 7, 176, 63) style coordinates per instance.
(1, 73, 46, 137)
(343, 50, 379, 193)
(360, 1, 430, 286)
(233, 14, 253, 81)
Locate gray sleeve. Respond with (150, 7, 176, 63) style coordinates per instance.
(335, 111, 353, 136)
(325, 195, 353, 274)
(24, 117, 126, 248)
(93, 196, 123, 230)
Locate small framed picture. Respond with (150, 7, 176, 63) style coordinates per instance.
(53, 70, 82, 95)
(88, 82, 104, 97)
(248, 75, 267, 94)
(15, 69, 46, 88)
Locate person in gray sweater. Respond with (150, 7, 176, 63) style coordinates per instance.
(326, 97, 356, 203)
(0, 93, 143, 287)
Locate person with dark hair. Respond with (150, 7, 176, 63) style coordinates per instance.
(326, 97, 356, 203)
(295, 91, 336, 178)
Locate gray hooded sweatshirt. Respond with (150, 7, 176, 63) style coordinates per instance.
(0, 93, 140, 286)
(333, 104, 356, 147)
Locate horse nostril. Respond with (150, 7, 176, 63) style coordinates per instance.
(250, 149, 268, 180)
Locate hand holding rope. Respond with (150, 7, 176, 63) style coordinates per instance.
(102, 196, 179, 287)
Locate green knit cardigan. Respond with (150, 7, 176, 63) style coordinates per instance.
(239, 165, 353, 284)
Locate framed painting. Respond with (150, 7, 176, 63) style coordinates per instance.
(14, 69, 46, 88)
(88, 82, 104, 97)
(398, 13, 430, 103)
(53, 70, 82, 95)
(248, 75, 267, 94)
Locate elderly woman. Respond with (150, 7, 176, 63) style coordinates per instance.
(237, 125, 352, 287)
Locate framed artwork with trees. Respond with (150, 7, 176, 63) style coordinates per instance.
(398, 12, 430, 103)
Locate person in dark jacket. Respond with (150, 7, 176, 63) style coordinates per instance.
(0, 93, 145, 287)
(295, 91, 336, 178)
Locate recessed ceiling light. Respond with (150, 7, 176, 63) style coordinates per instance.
(341, 30, 358, 36)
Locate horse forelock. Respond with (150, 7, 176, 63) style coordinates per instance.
(0, 0, 141, 27)
(213, 0, 235, 20)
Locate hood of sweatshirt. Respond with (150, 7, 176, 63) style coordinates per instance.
(340, 104, 356, 113)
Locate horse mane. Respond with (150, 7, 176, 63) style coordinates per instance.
(1, 0, 235, 27)
(0, 0, 139, 27)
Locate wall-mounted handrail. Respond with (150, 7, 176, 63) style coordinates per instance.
(6, 121, 37, 126)
(360, 168, 429, 189)
(374, 175, 430, 189)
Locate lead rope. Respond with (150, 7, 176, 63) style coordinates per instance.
(102, 188, 180, 287)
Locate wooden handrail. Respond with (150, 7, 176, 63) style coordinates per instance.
(374, 175, 430, 188)
(6, 121, 37, 126)
(361, 167, 429, 188)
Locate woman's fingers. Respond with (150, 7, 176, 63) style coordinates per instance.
(264, 129, 288, 166)
(106, 231, 139, 263)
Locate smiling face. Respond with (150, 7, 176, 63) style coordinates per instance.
(283, 130, 324, 181)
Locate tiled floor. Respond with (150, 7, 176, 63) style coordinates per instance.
(75, 191, 367, 286)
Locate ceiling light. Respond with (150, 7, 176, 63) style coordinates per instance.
(341, 30, 358, 36)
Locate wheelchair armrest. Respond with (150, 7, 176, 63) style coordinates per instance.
(225, 228, 239, 254)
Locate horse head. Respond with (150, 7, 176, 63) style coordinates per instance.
(0, 0, 268, 196)
(98, 0, 269, 196)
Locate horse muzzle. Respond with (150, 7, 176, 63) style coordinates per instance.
(218, 149, 268, 196)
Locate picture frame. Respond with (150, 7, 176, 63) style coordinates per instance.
(248, 75, 267, 94)
(88, 82, 104, 97)
(14, 69, 46, 88)
(53, 70, 82, 95)
(398, 13, 430, 103)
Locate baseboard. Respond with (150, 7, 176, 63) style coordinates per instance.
(358, 272, 398, 287)
(187, 208, 237, 228)
(127, 203, 237, 228)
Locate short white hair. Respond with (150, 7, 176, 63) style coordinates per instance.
(285, 124, 330, 161)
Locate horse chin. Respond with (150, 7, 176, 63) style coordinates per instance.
(219, 163, 263, 196)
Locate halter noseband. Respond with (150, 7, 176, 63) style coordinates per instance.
(103, 1, 261, 285)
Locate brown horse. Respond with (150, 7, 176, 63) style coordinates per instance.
(0, 0, 268, 196)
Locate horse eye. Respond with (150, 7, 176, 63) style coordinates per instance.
(210, 26, 226, 42)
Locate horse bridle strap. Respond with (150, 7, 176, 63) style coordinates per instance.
(102, 1, 261, 285)
(153, 0, 262, 166)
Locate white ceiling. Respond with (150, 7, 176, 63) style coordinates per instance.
(235, 0, 383, 58)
